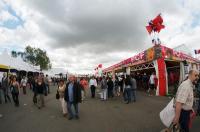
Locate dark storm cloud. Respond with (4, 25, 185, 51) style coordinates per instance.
(17, 0, 184, 73)
(24, 0, 181, 52)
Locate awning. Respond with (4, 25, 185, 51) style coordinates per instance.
(0, 64, 9, 69)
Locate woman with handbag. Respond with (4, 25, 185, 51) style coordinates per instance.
(10, 76, 20, 107)
(57, 79, 67, 117)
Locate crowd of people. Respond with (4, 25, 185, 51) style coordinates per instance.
(1, 70, 200, 131)
(0, 73, 51, 107)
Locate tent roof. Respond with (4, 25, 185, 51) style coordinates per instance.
(103, 44, 200, 72)
(0, 52, 39, 72)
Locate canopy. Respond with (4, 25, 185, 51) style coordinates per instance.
(0, 51, 39, 72)
(0, 51, 16, 69)
(103, 44, 200, 73)
(0, 64, 9, 69)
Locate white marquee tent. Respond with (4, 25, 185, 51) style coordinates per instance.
(43, 68, 68, 77)
(0, 51, 40, 72)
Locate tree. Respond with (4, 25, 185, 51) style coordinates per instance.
(25, 46, 52, 70)
(11, 51, 17, 58)
(11, 51, 26, 61)
(25, 46, 36, 65)
(11, 46, 52, 71)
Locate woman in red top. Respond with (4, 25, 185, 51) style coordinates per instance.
(80, 78, 88, 100)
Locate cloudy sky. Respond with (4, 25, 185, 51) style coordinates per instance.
(0, 0, 200, 74)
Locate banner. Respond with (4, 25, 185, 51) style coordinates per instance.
(194, 49, 200, 54)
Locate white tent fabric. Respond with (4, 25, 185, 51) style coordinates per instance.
(0, 51, 16, 69)
(0, 51, 39, 72)
(43, 68, 68, 77)
(15, 57, 32, 71)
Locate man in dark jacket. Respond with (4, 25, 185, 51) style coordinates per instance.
(131, 74, 137, 102)
(196, 74, 200, 116)
(107, 77, 114, 98)
(1, 73, 11, 103)
(64, 75, 81, 120)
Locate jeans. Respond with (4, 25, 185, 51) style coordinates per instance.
(12, 92, 19, 106)
(67, 102, 79, 118)
(108, 88, 113, 98)
(22, 86, 26, 95)
(37, 94, 45, 108)
(3, 91, 11, 103)
(131, 89, 136, 102)
(90, 85, 96, 98)
(197, 98, 200, 114)
(100, 89, 107, 100)
(179, 109, 191, 132)
(124, 88, 131, 103)
(46, 84, 50, 93)
(0, 89, 3, 104)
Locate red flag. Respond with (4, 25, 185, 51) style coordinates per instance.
(146, 14, 165, 34)
(152, 14, 163, 25)
(146, 25, 153, 34)
(156, 24, 165, 33)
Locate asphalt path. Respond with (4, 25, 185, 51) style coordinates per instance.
(0, 85, 199, 132)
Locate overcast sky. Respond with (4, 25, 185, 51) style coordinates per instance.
(0, 0, 200, 74)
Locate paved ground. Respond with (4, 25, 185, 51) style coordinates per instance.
(0, 85, 199, 132)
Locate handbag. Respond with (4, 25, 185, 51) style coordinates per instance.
(56, 90, 60, 99)
(160, 98, 175, 127)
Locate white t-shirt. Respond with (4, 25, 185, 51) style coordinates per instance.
(149, 74, 155, 84)
(89, 79, 97, 87)
(21, 79, 27, 86)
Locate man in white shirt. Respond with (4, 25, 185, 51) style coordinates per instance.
(148, 72, 156, 96)
(89, 76, 97, 98)
(44, 75, 50, 94)
(173, 69, 199, 132)
(20, 76, 27, 95)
